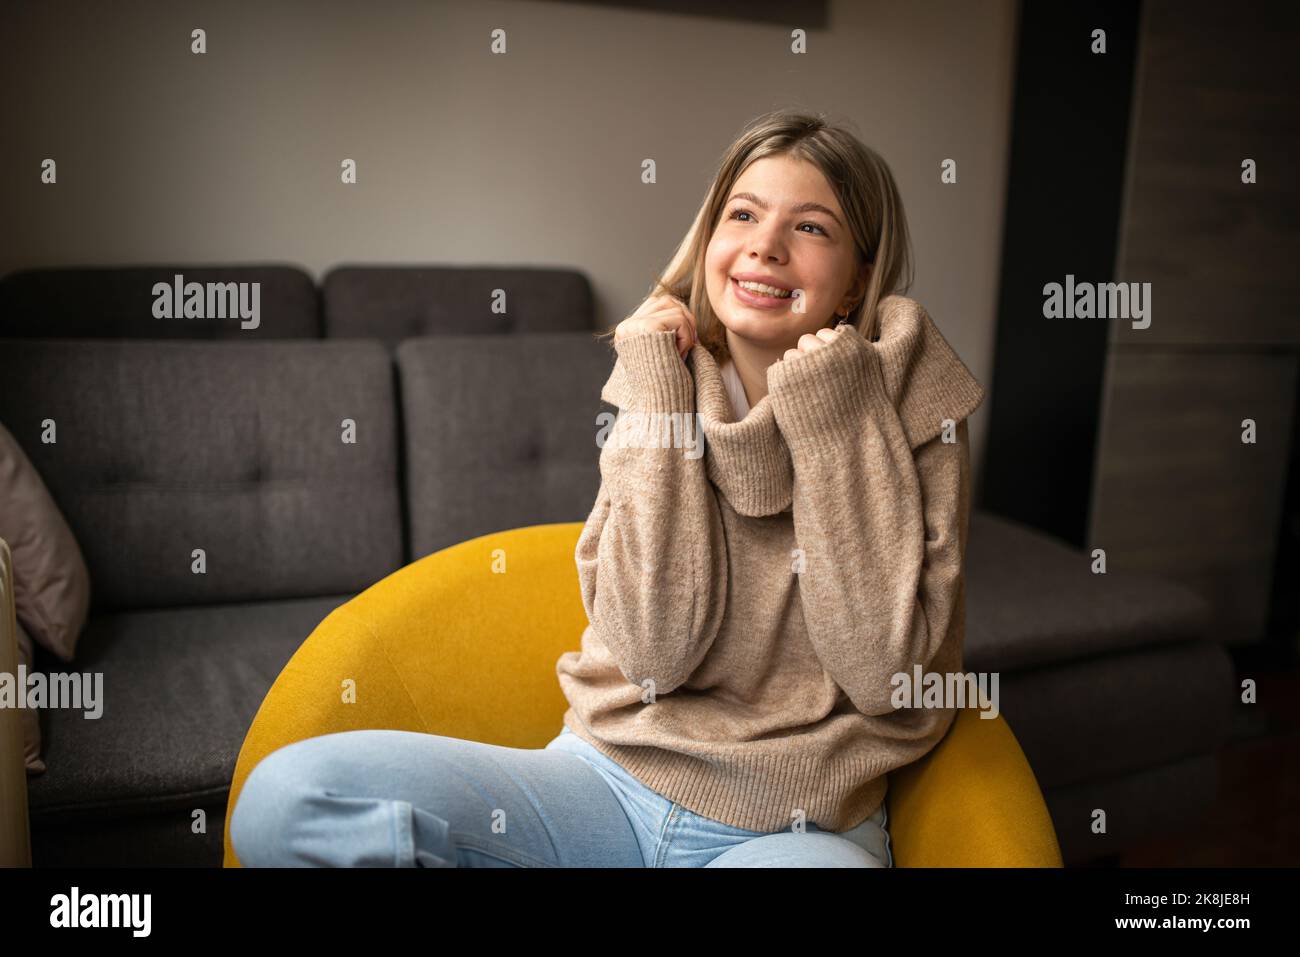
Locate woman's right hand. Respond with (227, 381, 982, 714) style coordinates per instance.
(614, 294, 697, 359)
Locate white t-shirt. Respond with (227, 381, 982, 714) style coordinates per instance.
(720, 358, 751, 420)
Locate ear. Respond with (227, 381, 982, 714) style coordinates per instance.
(846, 260, 873, 328)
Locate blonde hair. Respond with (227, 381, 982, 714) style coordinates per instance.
(595, 108, 914, 365)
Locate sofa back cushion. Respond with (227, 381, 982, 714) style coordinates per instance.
(0, 339, 402, 610)
(396, 332, 613, 558)
(0, 265, 320, 338)
(323, 266, 595, 345)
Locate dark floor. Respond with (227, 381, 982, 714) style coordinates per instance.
(1078, 647, 1300, 867)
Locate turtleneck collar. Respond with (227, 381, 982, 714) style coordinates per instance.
(691, 341, 795, 517)
(599, 294, 985, 519)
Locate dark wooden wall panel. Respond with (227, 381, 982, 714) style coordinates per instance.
(1091, 0, 1300, 645)
(1091, 351, 1295, 641)
(1113, 2, 1300, 346)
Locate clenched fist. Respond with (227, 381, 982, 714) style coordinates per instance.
(614, 294, 698, 360)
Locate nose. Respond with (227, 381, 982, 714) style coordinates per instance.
(746, 220, 789, 262)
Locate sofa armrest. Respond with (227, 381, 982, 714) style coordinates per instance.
(0, 536, 33, 866)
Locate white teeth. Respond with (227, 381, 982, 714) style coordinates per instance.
(736, 280, 792, 298)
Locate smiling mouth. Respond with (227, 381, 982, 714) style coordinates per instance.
(731, 277, 795, 303)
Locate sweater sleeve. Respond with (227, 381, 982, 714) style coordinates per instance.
(765, 326, 974, 717)
(575, 330, 729, 697)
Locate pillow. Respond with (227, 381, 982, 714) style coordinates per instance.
(12, 619, 45, 774)
(0, 420, 91, 662)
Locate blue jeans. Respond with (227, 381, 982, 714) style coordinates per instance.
(230, 725, 893, 868)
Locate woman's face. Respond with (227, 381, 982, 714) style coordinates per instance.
(705, 154, 869, 350)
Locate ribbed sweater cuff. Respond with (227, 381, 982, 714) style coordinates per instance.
(765, 327, 887, 449)
(613, 330, 695, 412)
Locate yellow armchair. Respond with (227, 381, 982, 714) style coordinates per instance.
(223, 522, 1063, 868)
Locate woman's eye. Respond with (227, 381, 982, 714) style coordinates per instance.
(728, 209, 827, 235)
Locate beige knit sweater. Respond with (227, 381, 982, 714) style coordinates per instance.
(555, 294, 986, 833)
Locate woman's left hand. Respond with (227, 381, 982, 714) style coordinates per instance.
(780, 323, 849, 363)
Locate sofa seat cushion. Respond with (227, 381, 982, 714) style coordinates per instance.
(26, 594, 353, 824)
(991, 639, 1235, 790)
(960, 512, 1232, 796)
(964, 511, 1214, 671)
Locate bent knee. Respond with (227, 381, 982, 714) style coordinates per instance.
(230, 742, 321, 866)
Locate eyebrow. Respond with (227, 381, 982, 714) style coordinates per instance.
(726, 191, 843, 228)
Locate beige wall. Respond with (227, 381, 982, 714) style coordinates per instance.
(1, 0, 1016, 479)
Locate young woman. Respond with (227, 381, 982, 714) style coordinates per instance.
(230, 109, 984, 868)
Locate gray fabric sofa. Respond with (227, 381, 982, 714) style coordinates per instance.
(0, 264, 1232, 867)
